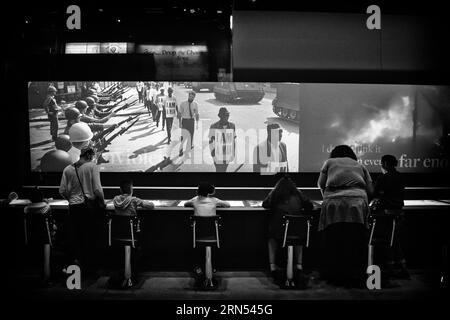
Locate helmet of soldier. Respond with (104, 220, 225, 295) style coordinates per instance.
(74, 100, 88, 112)
(47, 86, 57, 93)
(40, 150, 73, 172)
(65, 107, 81, 120)
(69, 122, 93, 143)
(85, 96, 95, 107)
(55, 134, 72, 152)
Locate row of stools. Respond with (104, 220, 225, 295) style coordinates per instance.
(23, 209, 401, 290)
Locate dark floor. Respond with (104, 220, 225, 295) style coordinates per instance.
(12, 268, 446, 300)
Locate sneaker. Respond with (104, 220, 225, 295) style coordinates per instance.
(194, 267, 203, 276)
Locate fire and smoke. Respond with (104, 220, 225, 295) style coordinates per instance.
(343, 96, 413, 149)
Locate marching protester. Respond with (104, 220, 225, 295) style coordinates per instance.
(178, 91, 200, 156)
(253, 123, 288, 173)
(164, 87, 178, 144)
(208, 107, 236, 172)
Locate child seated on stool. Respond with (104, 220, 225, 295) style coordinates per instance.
(263, 174, 313, 285)
(185, 182, 230, 277)
(372, 154, 409, 279)
(24, 186, 56, 284)
(113, 180, 155, 215)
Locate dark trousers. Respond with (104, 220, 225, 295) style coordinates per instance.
(321, 223, 368, 285)
(155, 109, 165, 127)
(48, 114, 59, 140)
(214, 163, 229, 172)
(137, 90, 143, 103)
(67, 204, 104, 271)
(145, 100, 152, 118)
(180, 118, 195, 151)
(150, 103, 158, 122)
(165, 117, 174, 141)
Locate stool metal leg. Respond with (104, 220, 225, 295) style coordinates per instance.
(124, 245, 132, 281)
(24, 218, 28, 246)
(306, 220, 311, 248)
(108, 219, 111, 247)
(130, 220, 135, 249)
(286, 245, 294, 281)
(43, 244, 51, 280)
(45, 218, 52, 246)
(282, 220, 289, 248)
(205, 246, 213, 283)
(368, 245, 374, 267)
(390, 219, 396, 247)
(368, 219, 376, 245)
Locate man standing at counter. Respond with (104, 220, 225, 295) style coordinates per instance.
(59, 147, 105, 271)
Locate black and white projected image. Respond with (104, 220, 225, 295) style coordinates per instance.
(28, 81, 300, 173)
(298, 84, 450, 172)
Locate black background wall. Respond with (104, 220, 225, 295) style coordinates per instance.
(1, 0, 450, 196)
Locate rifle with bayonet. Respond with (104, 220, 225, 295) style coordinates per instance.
(112, 98, 138, 113)
(92, 114, 139, 142)
(101, 83, 119, 95)
(95, 116, 141, 164)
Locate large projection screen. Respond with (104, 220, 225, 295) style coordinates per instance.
(28, 82, 299, 173)
(28, 82, 449, 173)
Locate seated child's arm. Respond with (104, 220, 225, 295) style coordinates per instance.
(216, 199, 230, 208)
(184, 197, 195, 207)
(140, 199, 155, 210)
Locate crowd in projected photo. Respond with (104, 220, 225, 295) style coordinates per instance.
(28, 81, 300, 173)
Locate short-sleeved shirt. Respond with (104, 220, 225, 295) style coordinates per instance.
(59, 161, 104, 205)
(164, 97, 178, 118)
(146, 88, 158, 101)
(208, 121, 236, 163)
(43, 96, 59, 115)
(155, 94, 166, 111)
(178, 101, 199, 119)
(185, 196, 228, 217)
(320, 157, 372, 200)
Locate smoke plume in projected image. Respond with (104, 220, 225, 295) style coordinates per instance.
(299, 84, 450, 172)
(343, 96, 414, 153)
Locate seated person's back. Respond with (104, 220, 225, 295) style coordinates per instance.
(185, 183, 230, 216)
(374, 155, 404, 210)
(113, 180, 154, 215)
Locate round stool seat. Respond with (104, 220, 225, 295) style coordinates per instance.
(113, 238, 138, 245)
